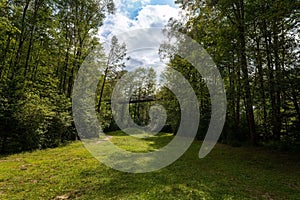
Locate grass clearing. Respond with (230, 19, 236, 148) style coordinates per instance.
(0, 131, 299, 199)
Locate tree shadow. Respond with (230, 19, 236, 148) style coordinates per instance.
(75, 139, 300, 199)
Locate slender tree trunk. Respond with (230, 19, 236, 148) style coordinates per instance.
(11, 0, 31, 80)
(67, 45, 77, 98)
(67, 66, 74, 98)
(24, 0, 41, 78)
(228, 55, 235, 128)
(272, 21, 282, 138)
(97, 67, 109, 113)
(62, 45, 69, 94)
(0, 34, 11, 79)
(291, 91, 300, 123)
(24, 26, 35, 78)
(236, 56, 241, 131)
(263, 18, 277, 140)
(256, 38, 268, 135)
(236, 0, 256, 144)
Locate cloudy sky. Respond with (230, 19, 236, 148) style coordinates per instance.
(98, 0, 181, 77)
(99, 0, 179, 39)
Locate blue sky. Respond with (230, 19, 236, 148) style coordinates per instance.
(99, 0, 181, 77)
(99, 0, 179, 41)
(122, 0, 177, 19)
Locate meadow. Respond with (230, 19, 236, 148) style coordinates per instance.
(0, 132, 299, 200)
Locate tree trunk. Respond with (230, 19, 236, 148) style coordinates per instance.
(97, 67, 109, 113)
(256, 38, 268, 136)
(0, 34, 11, 79)
(24, 0, 41, 78)
(236, 0, 256, 144)
(272, 21, 282, 138)
(11, 0, 31, 80)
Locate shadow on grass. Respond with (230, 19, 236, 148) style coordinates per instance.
(77, 152, 220, 199)
(1, 137, 299, 200)
(76, 137, 300, 199)
(105, 130, 174, 150)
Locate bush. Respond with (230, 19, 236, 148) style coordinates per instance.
(0, 77, 74, 154)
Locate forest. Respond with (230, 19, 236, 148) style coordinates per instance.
(0, 0, 299, 199)
(0, 0, 299, 154)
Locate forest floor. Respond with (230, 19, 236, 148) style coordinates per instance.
(0, 131, 299, 200)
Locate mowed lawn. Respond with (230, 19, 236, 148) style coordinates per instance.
(0, 132, 299, 200)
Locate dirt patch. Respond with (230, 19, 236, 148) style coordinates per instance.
(96, 136, 113, 144)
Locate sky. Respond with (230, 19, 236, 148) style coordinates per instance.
(99, 0, 179, 40)
(98, 0, 181, 78)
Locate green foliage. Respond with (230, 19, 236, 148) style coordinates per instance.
(171, 0, 300, 146)
(157, 86, 180, 134)
(0, 0, 114, 153)
(0, 75, 73, 153)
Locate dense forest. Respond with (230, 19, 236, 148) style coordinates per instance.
(162, 0, 300, 149)
(0, 0, 114, 153)
(0, 0, 299, 154)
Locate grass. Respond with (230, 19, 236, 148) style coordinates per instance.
(0, 131, 299, 199)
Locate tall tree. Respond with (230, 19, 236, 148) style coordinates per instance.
(96, 35, 127, 113)
(0, 0, 115, 153)
(170, 0, 299, 145)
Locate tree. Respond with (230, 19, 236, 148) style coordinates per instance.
(169, 0, 299, 147)
(0, 0, 115, 153)
(96, 35, 127, 113)
(129, 67, 157, 125)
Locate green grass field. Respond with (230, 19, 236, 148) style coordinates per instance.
(0, 131, 299, 200)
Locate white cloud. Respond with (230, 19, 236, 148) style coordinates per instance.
(99, 5, 179, 41)
(135, 5, 178, 28)
(130, 0, 151, 4)
(98, 1, 180, 80)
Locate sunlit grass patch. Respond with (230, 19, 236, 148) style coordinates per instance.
(0, 133, 299, 199)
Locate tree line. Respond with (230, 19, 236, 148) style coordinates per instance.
(162, 0, 299, 149)
(0, 0, 114, 153)
(0, 0, 299, 154)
